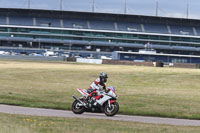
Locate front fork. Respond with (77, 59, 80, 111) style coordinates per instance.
(108, 100, 111, 108)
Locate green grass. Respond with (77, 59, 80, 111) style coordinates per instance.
(0, 60, 200, 119)
(1, 113, 200, 133)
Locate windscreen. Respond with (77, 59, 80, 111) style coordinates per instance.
(108, 86, 115, 93)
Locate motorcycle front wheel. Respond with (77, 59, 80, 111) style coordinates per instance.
(104, 102, 119, 116)
(72, 100, 85, 114)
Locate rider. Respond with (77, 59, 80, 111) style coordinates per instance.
(87, 72, 108, 105)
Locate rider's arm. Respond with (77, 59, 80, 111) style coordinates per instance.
(89, 78, 101, 90)
(103, 83, 106, 90)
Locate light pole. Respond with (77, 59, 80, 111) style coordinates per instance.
(186, 2, 189, 18)
(28, 0, 31, 9)
(124, 0, 127, 14)
(60, 0, 63, 11)
(155, 0, 159, 16)
(92, 0, 95, 12)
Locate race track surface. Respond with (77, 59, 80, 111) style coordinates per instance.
(1, 104, 200, 126)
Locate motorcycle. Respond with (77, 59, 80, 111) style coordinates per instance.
(72, 86, 119, 116)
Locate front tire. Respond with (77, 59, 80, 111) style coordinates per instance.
(72, 100, 85, 114)
(104, 102, 119, 116)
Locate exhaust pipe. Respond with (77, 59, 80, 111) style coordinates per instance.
(73, 95, 88, 108)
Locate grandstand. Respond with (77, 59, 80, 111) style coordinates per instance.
(0, 8, 200, 63)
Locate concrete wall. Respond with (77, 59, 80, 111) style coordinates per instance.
(76, 58, 103, 64)
(102, 60, 154, 67)
(171, 63, 197, 69)
(66, 58, 200, 69)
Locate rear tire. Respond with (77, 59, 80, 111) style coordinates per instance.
(104, 102, 119, 116)
(72, 100, 85, 114)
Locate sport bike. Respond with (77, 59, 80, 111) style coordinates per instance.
(72, 86, 119, 116)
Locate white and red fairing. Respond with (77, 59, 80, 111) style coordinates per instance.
(77, 88, 89, 97)
(77, 87, 117, 106)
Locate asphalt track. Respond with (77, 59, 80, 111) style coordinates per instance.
(1, 104, 200, 126)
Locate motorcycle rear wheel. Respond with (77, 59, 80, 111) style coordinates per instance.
(72, 100, 85, 114)
(104, 102, 119, 116)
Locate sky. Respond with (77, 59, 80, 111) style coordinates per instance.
(0, 0, 200, 19)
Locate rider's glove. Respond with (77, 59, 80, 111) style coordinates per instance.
(106, 89, 110, 93)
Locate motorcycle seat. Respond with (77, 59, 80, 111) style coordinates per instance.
(82, 89, 89, 94)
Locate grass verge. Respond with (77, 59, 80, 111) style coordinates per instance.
(0, 60, 200, 119)
(1, 113, 200, 133)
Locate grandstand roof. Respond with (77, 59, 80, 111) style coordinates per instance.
(115, 51, 200, 58)
(0, 8, 200, 26)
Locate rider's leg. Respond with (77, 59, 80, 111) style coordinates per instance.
(88, 91, 98, 105)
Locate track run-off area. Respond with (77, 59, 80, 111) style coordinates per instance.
(1, 104, 200, 126)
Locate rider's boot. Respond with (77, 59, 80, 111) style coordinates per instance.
(90, 97, 97, 106)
